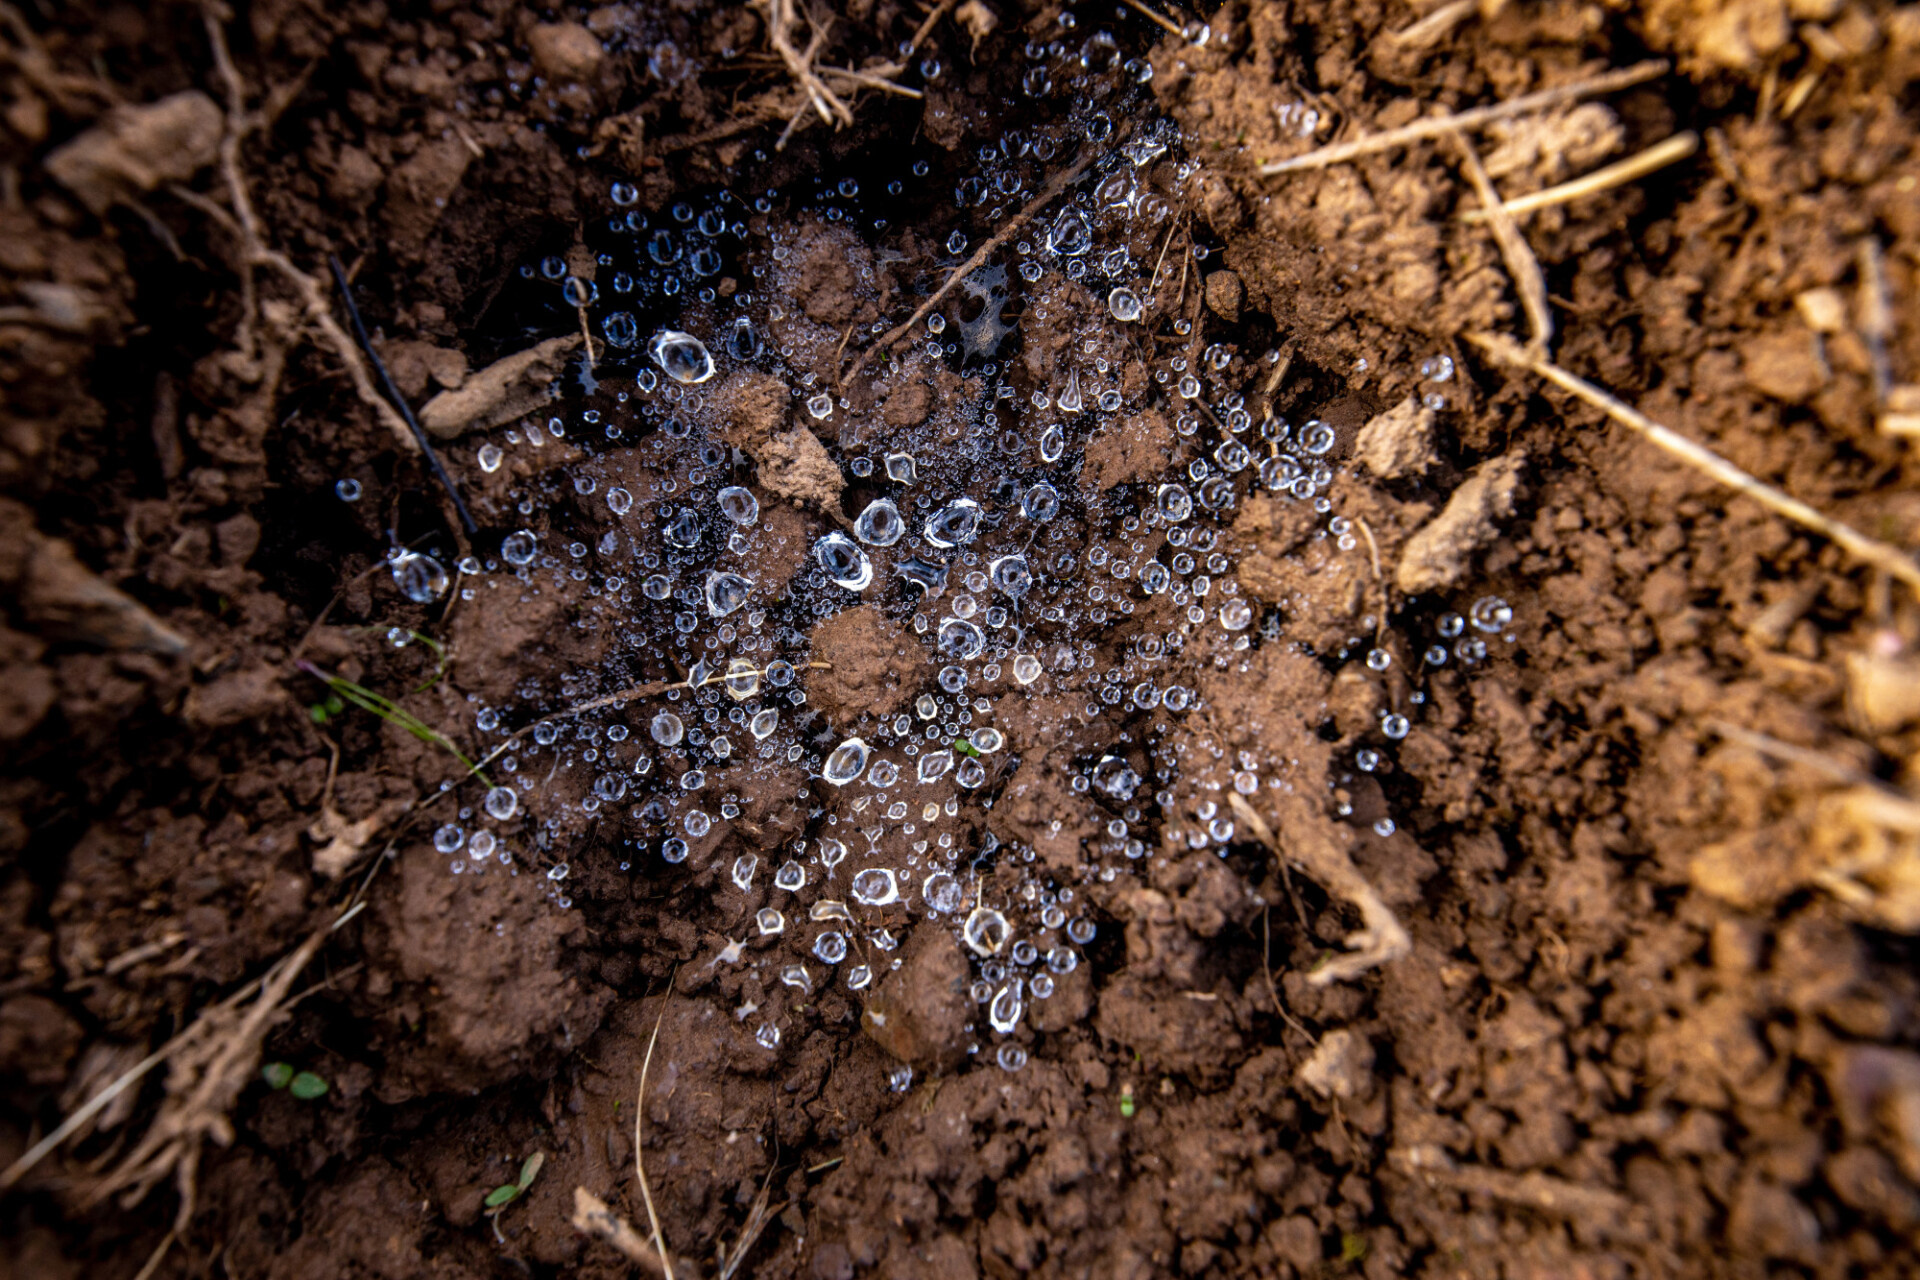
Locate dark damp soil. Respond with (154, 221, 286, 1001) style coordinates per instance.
(6, 2, 1920, 1278)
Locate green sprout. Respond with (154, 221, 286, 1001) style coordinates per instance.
(262, 1062, 328, 1099)
(1119, 1084, 1136, 1119)
(484, 1151, 545, 1242)
(954, 738, 981, 758)
(297, 661, 489, 785)
(1340, 1233, 1368, 1264)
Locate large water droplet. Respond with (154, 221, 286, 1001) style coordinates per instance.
(815, 532, 873, 590)
(823, 737, 869, 785)
(648, 329, 715, 384)
(705, 570, 753, 616)
(484, 786, 519, 820)
(1157, 483, 1193, 521)
(852, 867, 899, 906)
(922, 871, 962, 913)
(989, 554, 1031, 599)
(917, 749, 954, 783)
(718, 485, 759, 525)
(650, 711, 684, 746)
(724, 658, 761, 700)
(938, 617, 986, 660)
(854, 499, 904, 546)
(391, 551, 448, 603)
(1021, 483, 1059, 522)
(964, 906, 1010, 956)
(924, 498, 983, 548)
(989, 980, 1024, 1033)
(751, 708, 778, 739)
(1039, 425, 1065, 462)
(1108, 288, 1142, 322)
(1047, 206, 1092, 256)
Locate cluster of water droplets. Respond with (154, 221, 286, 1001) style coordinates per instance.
(370, 9, 1531, 1072)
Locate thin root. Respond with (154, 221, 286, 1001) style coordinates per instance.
(1228, 793, 1411, 986)
(571, 1186, 676, 1278)
(1468, 332, 1920, 594)
(843, 141, 1107, 387)
(1257, 59, 1668, 176)
(1458, 132, 1699, 225)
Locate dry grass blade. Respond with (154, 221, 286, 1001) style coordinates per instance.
(1457, 132, 1699, 224)
(635, 989, 678, 1280)
(716, 1169, 778, 1280)
(1469, 332, 1920, 593)
(754, 0, 851, 127)
(1257, 59, 1667, 175)
(1449, 128, 1552, 352)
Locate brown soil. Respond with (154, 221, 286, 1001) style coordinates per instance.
(5, 2, 1920, 1279)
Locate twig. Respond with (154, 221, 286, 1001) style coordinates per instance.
(327, 257, 477, 535)
(756, 0, 851, 127)
(1449, 128, 1552, 352)
(819, 66, 923, 98)
(841, 142, 1106, 387)
(1458, 133, 1699, 224)
(1257, 59, 1668, 175)
(1388, 0, 1475, 48)
(571, 1186, 676, 1278)
(1469, 332, 1920, 592)
(1119, 0, 1189, 39)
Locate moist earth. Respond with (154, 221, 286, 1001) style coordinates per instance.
(4, 2, 1920, 1280)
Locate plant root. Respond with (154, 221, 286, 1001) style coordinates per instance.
(1257, 59, 1667, 175)
(1468, 332, 1920, 593)
(192, 5, 414, 454)
(1228, 793, 1412, 987)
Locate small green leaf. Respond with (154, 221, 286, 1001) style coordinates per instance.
(262, 1062, 294, 1090)
(1119, 1096, 1135, 1118)
(308, 704, 330, 725)
(1340, 1232, 1368, 1263)
(517, 1150, 545, 1190)
(485, 1184, 520, 1208)
(288, 1071, 329, 1100)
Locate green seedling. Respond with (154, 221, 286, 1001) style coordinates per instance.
(1340, 1232, 1368, 1264)
(484, 1151, 545, 1242)
(261, 1062, 329, 1099)
(297, 661, 489, 786)
(354, 625, 451, 692)
(954, 739, 981, 758)
(1119, 1083, 1136, 1119)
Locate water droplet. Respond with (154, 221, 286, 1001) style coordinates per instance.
(1157, 484, 1193, 522)
(851, 867, 899, 905)
(823, 738, 869, 785)
(391, 551, 448, 603)
(1108, 288, 1142, 322)
(484, 787, 519, 820)
(806, 392, 834, 419)
(704, 571, 753, 616)
(335, 478, 362, 501)
(651, 711, 684, 746)
(989, 979, 1024, 1032)
(924, 499, 983, 548)
(718, 486, 759, 525)
(648, 330, 715, 383)
(1470, 596, 1512, 632)
(1219, 599, 1252, 631)
(918, 750, 954, 783)
(964, 906, 1010, 956)
(969, 726, 1004, 753)
(938, 618, 986, 661)
(989, 554, 1032, 599)
(1021, 482, 1059, 522)
(854, 499, 905, 546)
(815, 531, 873, 590)
(1013, 654, 1041, 684)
